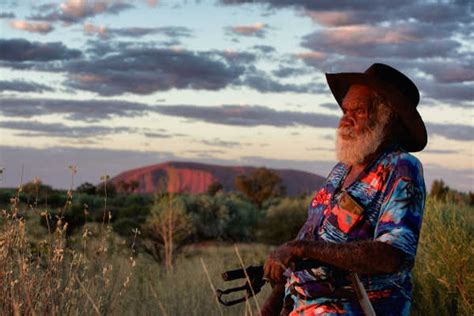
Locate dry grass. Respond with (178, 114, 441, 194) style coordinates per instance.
(0, 173, 136, 315)
(1, 174, 472, 315)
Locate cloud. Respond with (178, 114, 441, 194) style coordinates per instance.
(63, 47, 246, 95)
(241, 72, 322, 93)
(319, 102, 338, 110)
(426, 122, 474, 142)
(200, 138, 242, 147)
(416, 60, 474, 84)
(272, 66, 312, 78)
(29, 0, 133, 23)
(0, 80, 53, 93)
(10, 20, 53, 34)
(0, 12, 15, 19)
(143, 132, 173, 138)
(83, 23, 193, 39)
(0, 98, 155, 122)
(251, 45, 276, 54)
(423, 149, 459, 155)
(154, 104, 340, 128)
(227, 23, 267, 38)
(301, 23, 459, 59)
(1, 120, 134, 138)
(83, 22, 107, 37)
(0, 38, 81, 62)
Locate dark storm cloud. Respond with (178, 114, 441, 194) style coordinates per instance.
(0, 12, 15, 18)
(154, 104, 340, 128)
(0, 39, 81, 62)
(63, 48, 246, 96)
(0, 98, 157, 122)
(29, 2, 133, 23)
(0, 80, 53, 93)
(1, 120, 134, 138)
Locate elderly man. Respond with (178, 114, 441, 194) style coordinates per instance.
(261, 63, 427, 316)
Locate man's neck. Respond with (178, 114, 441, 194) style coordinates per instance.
(344, 142, 389, 188)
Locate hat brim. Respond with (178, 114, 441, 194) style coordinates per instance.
(325, 72, 427, 152)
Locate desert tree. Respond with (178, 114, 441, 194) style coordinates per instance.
(143, 194, 195, 270)
(235, 167, 285, 209)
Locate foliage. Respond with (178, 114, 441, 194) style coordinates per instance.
(207, 180, 223, 196)
(430, 179, 450, 201)
(142, 194, 195, 269)
(183, 193, 259, 242)
(235, 167, 285, 208)
(412, 197, 474, 315)
(0, 190, 135, 315)
(256, 196, 310, 245)
(116, 180, 140, 194)
(76, 182, 97, 195)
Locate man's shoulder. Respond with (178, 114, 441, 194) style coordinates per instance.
(383, 148, 425, 184)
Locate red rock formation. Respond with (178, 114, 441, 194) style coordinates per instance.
(110, 161, 325, 196)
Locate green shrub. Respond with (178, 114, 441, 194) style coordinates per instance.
(412, 197, 474, 315)
(256, 196, 310, 245)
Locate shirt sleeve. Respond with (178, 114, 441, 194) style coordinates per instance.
(374, 156, 426, 264)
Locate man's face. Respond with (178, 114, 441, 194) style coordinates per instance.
(336, 84, 388, 165)
(338, 85, 374, 140)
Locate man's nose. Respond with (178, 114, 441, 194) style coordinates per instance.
(339, 113, 355, 127)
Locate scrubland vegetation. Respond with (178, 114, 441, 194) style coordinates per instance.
(0, 171, 472, 315)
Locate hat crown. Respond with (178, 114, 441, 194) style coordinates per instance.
(365, 63, 419, 107)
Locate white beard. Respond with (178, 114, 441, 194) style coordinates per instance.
(336, 121, 386, 166)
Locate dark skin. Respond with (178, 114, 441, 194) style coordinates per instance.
(260, 85, 405, 315)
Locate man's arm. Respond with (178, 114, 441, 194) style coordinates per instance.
(260, 282, 285, 316)
(264, 240, 404, 282)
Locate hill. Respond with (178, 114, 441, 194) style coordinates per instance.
(109, 161, 325, 196)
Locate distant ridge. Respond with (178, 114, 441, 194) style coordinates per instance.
(109, 161, 325, 196)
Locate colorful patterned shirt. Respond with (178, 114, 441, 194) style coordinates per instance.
(285, 146, 426, 315)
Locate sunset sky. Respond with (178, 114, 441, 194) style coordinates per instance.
(0, 0, 472, 191)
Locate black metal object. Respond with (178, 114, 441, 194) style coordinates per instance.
(216, 259, 321, 306)
(216, 265, 266, 306)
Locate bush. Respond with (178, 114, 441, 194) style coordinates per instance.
(256, 197, 310, 245)
(412, 197, 474, 315)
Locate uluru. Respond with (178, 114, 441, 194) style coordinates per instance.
(109, 161, 325, 196)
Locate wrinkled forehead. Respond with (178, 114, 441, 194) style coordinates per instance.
(342, 84, 376, 108)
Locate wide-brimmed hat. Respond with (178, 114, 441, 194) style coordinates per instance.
(325, 63, 427, 152)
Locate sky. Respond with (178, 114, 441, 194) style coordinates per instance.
(0, 0, 473, 192)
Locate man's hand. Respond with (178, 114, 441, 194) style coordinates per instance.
(263, 242, 302, 282)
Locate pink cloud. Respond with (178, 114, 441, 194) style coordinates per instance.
(319, 25, 418, 45)
(306, 10, 354, 26)
(83, 22, 107, 37)
(60, 0, 108, 19)
(9, 20, 53, 34)
(231, 23, 265, 36)
(295, 51, 326, 61)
